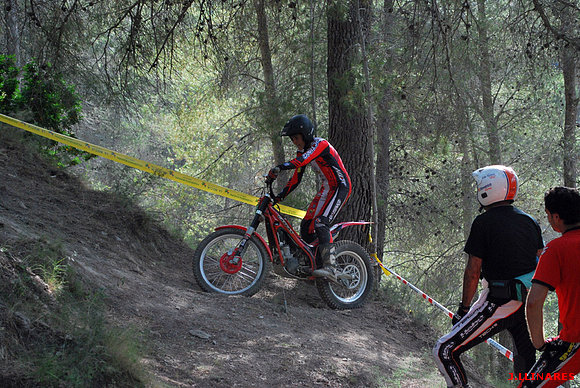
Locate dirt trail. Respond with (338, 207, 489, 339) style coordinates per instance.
(0, 131, 492, 387)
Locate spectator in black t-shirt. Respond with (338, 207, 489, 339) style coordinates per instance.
(433, 165, 544, 388)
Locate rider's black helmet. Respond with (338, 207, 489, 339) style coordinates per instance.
(281, 114, 315, 144)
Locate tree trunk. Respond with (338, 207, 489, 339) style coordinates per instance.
(327, 0, 373, 245)
(557, 15, 578, 388)
(476, 0, 501, 165)
(355, 0, 382, 286)
(561, 30, 579, 187)
(4, 0, 21, 67)
(376, 0, 394, 261)
(458, 103, 474, 239)
(309, 0, 318, 126)
(254, 0, 286, 191)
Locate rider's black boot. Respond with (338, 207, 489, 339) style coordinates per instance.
(312, 243, 338, 282)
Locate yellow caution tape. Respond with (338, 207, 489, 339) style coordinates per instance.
(372, 252, 391, 276)
(366, 232, 390, 276)
(0, 113, 306, 219)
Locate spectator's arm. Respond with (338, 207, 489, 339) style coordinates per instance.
(526, 283, 549, 349)
(461, 255, 482, 307)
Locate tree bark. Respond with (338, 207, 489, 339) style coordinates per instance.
(376, 0, 394, 261)
(254, 0, 286, 191)
(327, 0, 373, 245)
(476, 0, 501, 164)
(561, 28, 579, 187)
(4, 0, 21, 67)
(458, 103, 475, 240)
(309, 0, 318, 126)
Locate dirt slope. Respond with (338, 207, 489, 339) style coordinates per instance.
(0, 130, 492, 387)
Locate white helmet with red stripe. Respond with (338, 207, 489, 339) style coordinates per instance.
(472, 165, 519, 207)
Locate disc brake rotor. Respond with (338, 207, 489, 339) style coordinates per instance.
(220, 252, 243, 274)
(339, 264, 360, 289)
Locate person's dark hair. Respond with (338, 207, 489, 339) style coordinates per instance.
(544, 186, 580, 225)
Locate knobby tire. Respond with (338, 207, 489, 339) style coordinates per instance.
(316, 240, 374, 310)
(192, 228, 270, 297)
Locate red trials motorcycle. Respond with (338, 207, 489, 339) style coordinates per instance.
(192, 180, 374, 309)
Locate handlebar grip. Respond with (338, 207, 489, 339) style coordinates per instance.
(265, 179, 276, 199)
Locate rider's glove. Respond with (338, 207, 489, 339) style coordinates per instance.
(451, 303, 470, 325)
(266, 166, 280, 183)
(538, 337, 567, 353)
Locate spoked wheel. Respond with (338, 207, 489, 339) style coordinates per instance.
(316, 240, 374, 310)
(193, 228, 270, 296)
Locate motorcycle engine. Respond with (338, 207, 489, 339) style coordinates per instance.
(281, 243, 302, 275)
(285, 255, 300, 275)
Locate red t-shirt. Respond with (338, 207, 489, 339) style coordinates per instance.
(532, 228, 580, 342)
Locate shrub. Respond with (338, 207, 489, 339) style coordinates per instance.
(0, 54, 92, 166)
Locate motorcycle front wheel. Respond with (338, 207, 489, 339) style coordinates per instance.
(193, 228, 270, 297)
(316, 240, 374, 310)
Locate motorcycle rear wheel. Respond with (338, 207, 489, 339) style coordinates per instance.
(316, 240, 374, 310)
(193, 228, 270, 296)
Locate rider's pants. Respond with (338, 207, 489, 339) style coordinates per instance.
(300, 183, 350, 245)
(433, 286, 535, 387)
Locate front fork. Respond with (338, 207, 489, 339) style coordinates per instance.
(223, 195, 270, 269)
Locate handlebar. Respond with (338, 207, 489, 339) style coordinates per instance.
(265, 177, 276, 199)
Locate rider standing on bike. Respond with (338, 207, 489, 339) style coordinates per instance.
(267, 114, 352, 282)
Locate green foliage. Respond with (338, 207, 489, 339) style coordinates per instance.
(33, 292, 146, 388)
(18, 61, 81, 134)
(15, 238, 81, 300)
(37, 257, 68, 295)
(0, 56, 82, 134)
(0, 55, 91, 166)
(0, 55, 20, 112)
(0, 238, 147, 387)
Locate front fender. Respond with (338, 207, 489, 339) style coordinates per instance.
(215, 225, 273, 262)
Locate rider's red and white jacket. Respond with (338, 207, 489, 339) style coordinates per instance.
(277, 137, 351, 200)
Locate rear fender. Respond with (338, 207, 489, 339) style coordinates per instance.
(215, 225, 273, 262)
(330, 221, 372, 239)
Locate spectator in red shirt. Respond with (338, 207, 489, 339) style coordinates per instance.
(519, 186, 580, 387)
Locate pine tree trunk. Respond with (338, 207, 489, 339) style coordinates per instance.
(457, 103, 474, 240)
(309, 0, 318, 126)
(254, 0, 286, 191)
(558, 12, 577, 388)
(327, 0, 373, 245)
(476, 0, 501, 165)
(376, 0, 394, 262)
(5, 0, 21, 67)
(561, 35, 579, 187)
